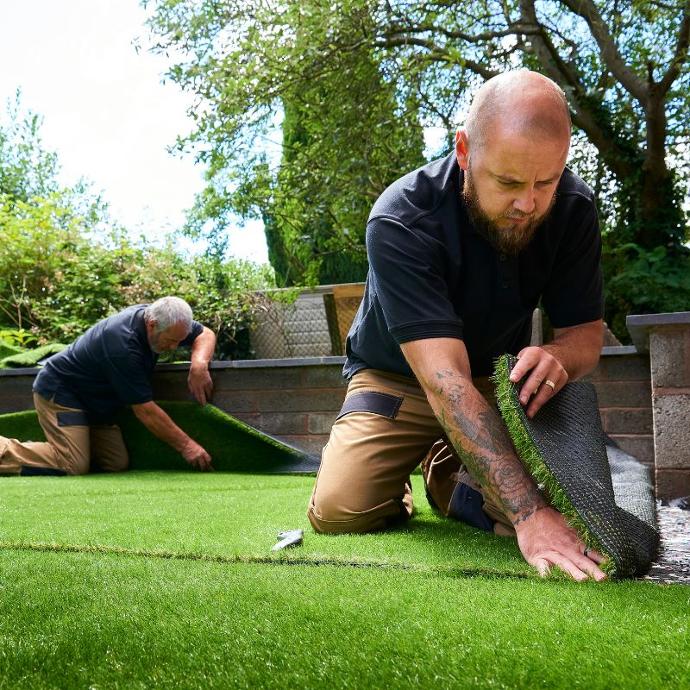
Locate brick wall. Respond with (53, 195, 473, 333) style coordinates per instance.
(154, 358, 345, 457)
(1, 349, 652, 465)
(584, 346, 654, 467)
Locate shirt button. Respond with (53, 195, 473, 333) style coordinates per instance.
(499, 254, 507, 262)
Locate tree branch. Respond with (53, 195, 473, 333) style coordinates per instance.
(517, 0, 638, 180)
(658, 0, 690, 95)
(558, 0, 648, 102)
(373, 36, 500, 79)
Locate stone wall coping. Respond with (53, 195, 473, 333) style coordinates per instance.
(0, 366, 41, 377)
(258, 282, 365, 297)
(627, 311, 690, 353)
(0, 347, 641, 379)
(601, 345, 638, 356)
(203, 356, 347, 370)
(0, 356, 347, 378)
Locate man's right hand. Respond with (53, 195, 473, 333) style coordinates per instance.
(181, 440, 213, 471)
(515, 506, 607, 581)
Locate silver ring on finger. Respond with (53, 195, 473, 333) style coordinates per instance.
(543, 379, 556, 392)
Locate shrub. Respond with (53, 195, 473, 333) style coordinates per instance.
(0, 192, 275, 357)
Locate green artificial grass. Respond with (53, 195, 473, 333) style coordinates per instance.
(492, 355, 613, 575)
(0, 473, 528, 576)
(0, 552, 688, 690)
(0, 342, 66, 368)
(0, 339, 23, 363)
(0, 472, 688, 689)
(0, 402, 314, 473)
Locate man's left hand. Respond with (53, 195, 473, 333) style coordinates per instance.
(188, 363, 214, 405)
(509, 346, 568, 418)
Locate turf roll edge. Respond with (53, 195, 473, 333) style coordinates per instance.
(492, 354, 660, 578)
(0, 402, 320, 474)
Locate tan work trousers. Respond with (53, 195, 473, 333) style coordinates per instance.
(0, 393, 129, 476)
(307, 369, 513, 535)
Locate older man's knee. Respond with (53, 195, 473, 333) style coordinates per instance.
(95, 453, 129, 473)
(60, 452, 90, 475)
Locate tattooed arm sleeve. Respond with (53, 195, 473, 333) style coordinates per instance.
(400, 337, 546, 526)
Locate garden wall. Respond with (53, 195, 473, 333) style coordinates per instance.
(0, 347, 654, 470)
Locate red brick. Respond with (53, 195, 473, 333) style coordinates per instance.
(255, 388, 343, 413)
(300, 365, 348, 389)
(275, 434, 327, 457)
(591, 380, 651, 408)
(600, 407, 653, 435)
(587, 354, 650, 382)
(308, 412, 338, 435)
(211, 391, 260, 414)
(257, 413, 308, 435)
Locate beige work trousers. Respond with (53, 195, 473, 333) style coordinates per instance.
(307, 369, 513, 535)
(0, 393, 129, 476)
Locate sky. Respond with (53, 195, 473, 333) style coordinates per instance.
(0, 0, 269, 263)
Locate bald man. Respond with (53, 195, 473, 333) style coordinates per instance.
(308, 70, 608, 581)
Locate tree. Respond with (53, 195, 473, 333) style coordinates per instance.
(0, 91, 60, 203)
(0, 93, 275, 356)
(146, 0, 690, 330)
(146, 0, 426, 286)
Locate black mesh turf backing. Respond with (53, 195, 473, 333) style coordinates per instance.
(497, 356, 660, 578)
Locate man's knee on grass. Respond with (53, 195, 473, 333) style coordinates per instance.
(308, 490, 410, 534)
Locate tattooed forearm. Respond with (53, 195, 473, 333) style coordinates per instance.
(431, 371, 545, 525)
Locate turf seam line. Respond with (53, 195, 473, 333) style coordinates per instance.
(0, 540, 533, 581)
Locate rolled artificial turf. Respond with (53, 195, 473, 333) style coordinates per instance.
(0, 342, 66, 368)
(0, 402, 318, 473)
(0, 472, 688, 689)
(492, 355, 659, 578)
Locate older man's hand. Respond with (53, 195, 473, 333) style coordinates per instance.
(188, 363, 214, 405)
(181, 439, 213, 471)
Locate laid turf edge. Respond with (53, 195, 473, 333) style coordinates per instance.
(491, 354, 615, 577)
(0, 540, 534, 581)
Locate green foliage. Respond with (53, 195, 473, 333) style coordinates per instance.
(0, 332, 26, 360)
(0, 343, 66, 369)
(147, 0, 426, 286)
(0, 91, 60, 203)
(603, 242, 690, 339)
(0, 197, 275, 356)
(0, 90, 275, 359)
(147, 0, 690, 331)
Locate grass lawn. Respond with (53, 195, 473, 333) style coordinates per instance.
(1, 472, 689, 689)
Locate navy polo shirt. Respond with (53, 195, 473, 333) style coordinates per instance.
(343, 153, 603, 379)
(34, 305, 203, 423)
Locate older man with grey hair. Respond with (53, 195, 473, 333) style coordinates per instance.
(0, 297, 217, 476)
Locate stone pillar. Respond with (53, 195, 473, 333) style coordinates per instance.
(627, 312, 690, 499)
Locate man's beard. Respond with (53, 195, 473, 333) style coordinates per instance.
(462, 169, 556, 255)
